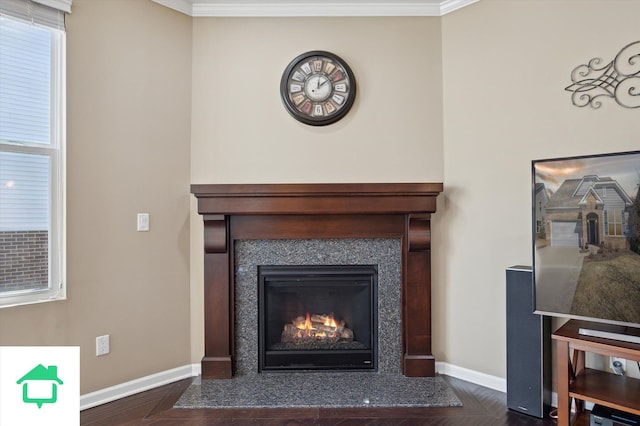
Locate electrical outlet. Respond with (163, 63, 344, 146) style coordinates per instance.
(610, 356, 626, 374)
(96, 335, 110, 356)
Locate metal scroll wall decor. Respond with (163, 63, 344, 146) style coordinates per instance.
(565, 41, 640, 109)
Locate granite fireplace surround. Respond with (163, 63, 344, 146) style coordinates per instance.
(191, 183, 443, 380)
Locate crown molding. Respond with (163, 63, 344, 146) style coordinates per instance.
(439, 0, 477, 15)
(151, 0, 478, 17)
(151, 0, 193, 16)
(33, 0, 72, 13)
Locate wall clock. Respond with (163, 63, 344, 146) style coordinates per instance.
(280, 51, 357, 126)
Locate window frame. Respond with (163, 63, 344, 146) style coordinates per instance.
(0, 14, 66, 308)
(605, 209, 623, 237)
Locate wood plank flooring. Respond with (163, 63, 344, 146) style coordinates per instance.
(80, 375, 559, 425)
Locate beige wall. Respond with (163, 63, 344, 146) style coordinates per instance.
(0, 0, 192, 394)
(440, 0, 640, 378)
(190, 17, 444, 185)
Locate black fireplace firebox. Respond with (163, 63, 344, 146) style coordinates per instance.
(258, 265, 378, 372)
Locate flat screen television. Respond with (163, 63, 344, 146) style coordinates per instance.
(532, 150, 640, 341)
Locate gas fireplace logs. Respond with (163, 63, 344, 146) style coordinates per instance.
(281, 313, 354, 344)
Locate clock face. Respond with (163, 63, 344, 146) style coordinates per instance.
(280, 51, 356, 126)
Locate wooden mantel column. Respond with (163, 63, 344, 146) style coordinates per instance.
(405, 214, 435, 376)
(201, 214, 232, 379)
(191, 183, 443, 379)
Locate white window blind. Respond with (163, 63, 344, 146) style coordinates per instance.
(0, 17, 52, 232)
(0, 152, 50, 231)
(0, 0, 67, 30)
(0, 17, 51, 145)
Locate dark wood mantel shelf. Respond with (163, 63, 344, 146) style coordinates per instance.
(191, 183, 443, 379)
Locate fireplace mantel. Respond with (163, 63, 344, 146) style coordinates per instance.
(191, 183, 443, 379)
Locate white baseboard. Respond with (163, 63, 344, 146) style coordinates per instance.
(436, 361, 506, 392)
(80, 363, 201, 410)
(436, 362, 559, 409)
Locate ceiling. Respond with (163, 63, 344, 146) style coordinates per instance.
(151, 0, 480, 17)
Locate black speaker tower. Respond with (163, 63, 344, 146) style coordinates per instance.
(506, 265, 551, 418)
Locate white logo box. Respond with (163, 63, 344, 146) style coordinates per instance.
(0, 346, 79, 426)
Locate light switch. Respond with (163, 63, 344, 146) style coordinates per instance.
(137, 213, 149, 232)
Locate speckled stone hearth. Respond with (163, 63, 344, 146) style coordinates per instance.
(174, 373, 462, 409)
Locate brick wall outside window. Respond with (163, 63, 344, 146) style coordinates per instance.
(0, 231, 49, 292)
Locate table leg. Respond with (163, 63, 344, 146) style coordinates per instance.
(557, 340, 570, 426)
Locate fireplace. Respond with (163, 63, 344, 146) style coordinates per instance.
(258, 265, 378, 372)
(191, 183, 443, 379)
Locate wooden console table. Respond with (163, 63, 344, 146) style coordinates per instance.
(552, 319, 640, 426)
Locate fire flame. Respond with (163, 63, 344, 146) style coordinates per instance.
(298, 313, 314, 331)
(294, 312, 337, 339)
(282, 312, 353, 344)
(324, 316, 337, 328)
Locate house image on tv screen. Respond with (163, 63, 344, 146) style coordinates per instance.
(542, 175, 633, 250)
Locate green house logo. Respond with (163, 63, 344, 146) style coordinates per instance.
(16, 364, 64, 408)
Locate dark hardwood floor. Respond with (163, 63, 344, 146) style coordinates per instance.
(80, 375, 558, 425)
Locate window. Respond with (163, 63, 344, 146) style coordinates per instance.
(605, 210, 623, 236)
(0, 1, 66, 308)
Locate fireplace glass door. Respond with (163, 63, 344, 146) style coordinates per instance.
(258, 265, 378, 372)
